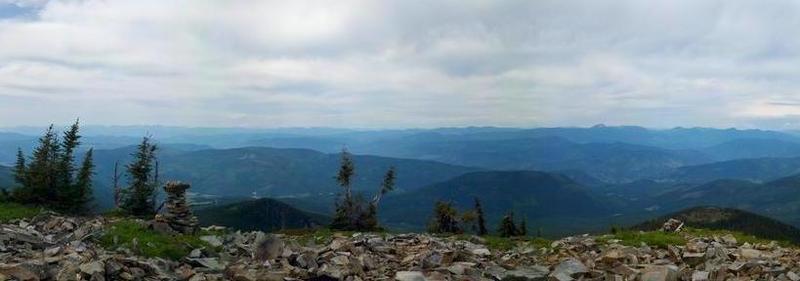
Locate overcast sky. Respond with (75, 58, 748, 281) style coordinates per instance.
(1, 0, 800, 129)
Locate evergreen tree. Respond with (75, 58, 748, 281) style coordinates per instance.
(13, 148, 27, 187)
(518, 217, 527, 236)
(9, 121, 94, 213)
(428, 201, 462, 234)
(70, 148, 94, 214)
(15, 125, 61, 205)
(57, 120, 81, 193)
(331, 149, 356, 230)
(498, 212, 518, 237)
(121, 137, 158, 218)
(474, 197, 488, 235)
(330, 149, 396, 231)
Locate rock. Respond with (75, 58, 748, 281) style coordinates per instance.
(640, 265, 678, 281)
(788, 271, 800, 281)
(739, 248, 762, 259)
(200, 235, 223, 248)
(690, 271, 709, 281)
(394, 271, 426, 281)
(550, 258, 588, 279)
(188, 258, 226, 271)
(720, 234, 737, 246)
(0, 265, 40, 281)
(505, 265, 549, 281)
(682, 252, 705, 266)
(79, 261, 105, 276)
(611, 264, 638, 276)
(155, 181, 199, 234)
(253, 234, 284, 261)
(661, 219, 684, 232)
(470, 248, 491, 257)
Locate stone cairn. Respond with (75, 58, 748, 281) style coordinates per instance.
(153, 181, 198, 234)
(661, 218, 685, 232)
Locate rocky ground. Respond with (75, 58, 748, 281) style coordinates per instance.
(2, 213, 800, 280)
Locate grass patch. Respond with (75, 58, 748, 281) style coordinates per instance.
(599, 230, 686, 248)
(0, 202, 41, 223)
(98, 219, 209, 260)
(484, 236, 516, 251)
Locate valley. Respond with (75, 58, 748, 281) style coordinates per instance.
(4, 125, 800, 237)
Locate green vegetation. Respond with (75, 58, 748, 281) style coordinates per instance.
(428, 201, 463, 234)
(599, 230, 687, 248)
(330, 149, 395, 231)
(99, 219, 209, 260)
(497, 212, 528, 237)
(0, 202, 41, 223)
(120, 137, 159, 218)
(633, 206, 800, 244)
(11, 120, 95, 214)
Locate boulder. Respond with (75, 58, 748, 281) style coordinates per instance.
(640, 265, 678, 281)
(394, 271, 426, 281)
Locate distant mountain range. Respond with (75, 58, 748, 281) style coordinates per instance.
(196, 198, 329, 232)
(0, 165, 12, 189)
(7, 125, 800, 235)
(379, 170, 611, 235)
(633, 206, 800, 243)
(661, 157, 800, 184)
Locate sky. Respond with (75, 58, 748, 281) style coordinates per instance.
(1, 0, 800, 129)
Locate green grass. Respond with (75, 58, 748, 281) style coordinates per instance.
(0, 202, 41, 223)
(98, 219, 210, 260)
(599, 230, 686, 248)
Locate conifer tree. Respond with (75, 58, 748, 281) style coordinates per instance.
(518, 217, 527, 236)
(428, 201, 462, 234)
(16, 125, 61, 205)
(330, 149, 396, 231)
(498, 212, 518, 237)
(13, 148, 27, 187)
(331, 149, 356, 230)
(474, 197, 488, 235)
(121, 137, 158, 218)
(71, 148, 94, 214)
(10, 121, 94, 213)
(58, 120, 81, 192)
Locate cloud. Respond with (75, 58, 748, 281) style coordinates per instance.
(0, 0, 799, 128)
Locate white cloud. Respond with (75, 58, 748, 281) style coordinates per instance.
(1, 0, 800, 128)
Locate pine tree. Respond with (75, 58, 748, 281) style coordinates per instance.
(13, 148, 27, 187)
(428, 201, 462, 234)
(474, 197, 488, 235)
(518, 217, 527, 236)
(331, 149, 356, 230)
(112, 161, 121, 208)
(498, 212, 518, 237)
(70, 148, 94, 214)
(16, 125, 61, 205)
(121, 137, 158, 218)
(9, 121, 94, 213)
(57, 120, 81, 195)
(331, 149, 396, 231)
